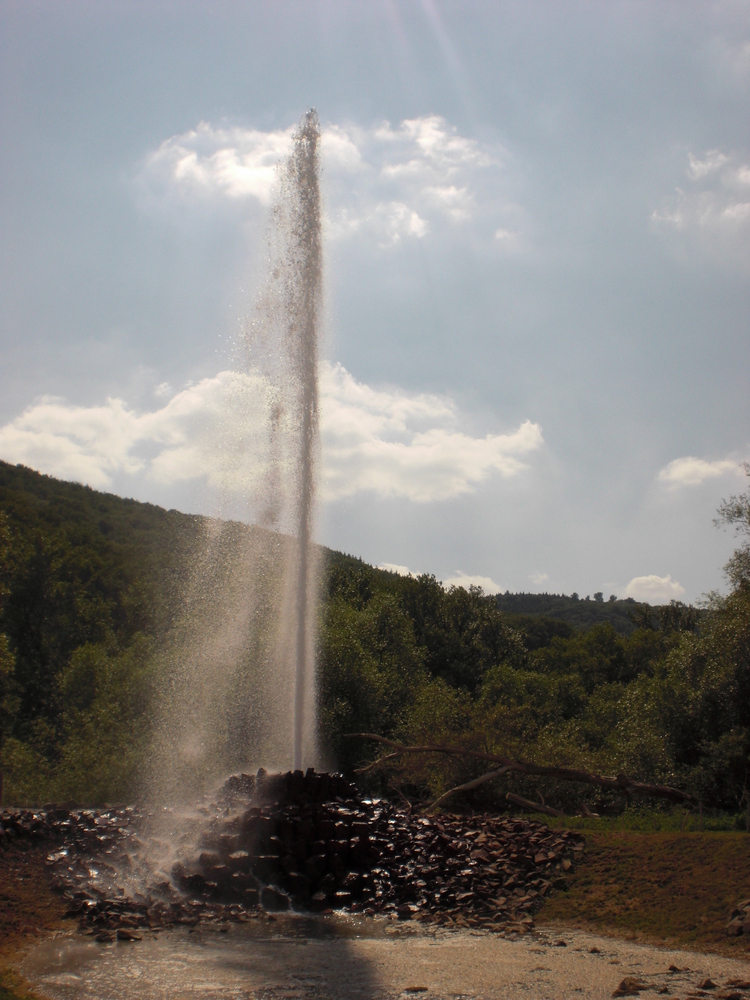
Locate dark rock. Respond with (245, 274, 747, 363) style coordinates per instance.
(185, 873, 208, 894)
(116, 928, 142, 941)
(261, 886, 290, 911)
(227, 850, 251, 872)
(287, 872, 310, 897)
(252, 856, 281, 882)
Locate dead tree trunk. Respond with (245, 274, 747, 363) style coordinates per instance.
(346, 733, 695, 810)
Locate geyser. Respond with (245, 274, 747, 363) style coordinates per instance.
(148, 110, 323, 798)
(285, 110, 322, 771)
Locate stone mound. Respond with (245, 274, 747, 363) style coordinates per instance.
(2, 769, 585, 937)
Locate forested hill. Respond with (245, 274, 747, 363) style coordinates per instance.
(2, 460, 748, 819)
(495, 591, 639, 635)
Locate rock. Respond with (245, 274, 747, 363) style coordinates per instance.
(252, 856, 281, 883)
(227, 851, 251, 872)
(185, 873, 207, 894)
(613, 978, 649, 996)
(287, 873, 310, 897)
(260, 886, 290, 911)
(698, 980, 718, 990)
(116, 928, 142, 941)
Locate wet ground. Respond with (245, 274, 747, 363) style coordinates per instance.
(20, 914, 750, 1000)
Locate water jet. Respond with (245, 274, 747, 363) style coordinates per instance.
(147, 110, 323, 797)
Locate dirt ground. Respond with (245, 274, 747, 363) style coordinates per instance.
(538, 831, 750, 956)
(2, 832, 750, 1000)
(15, 920, 750, 1000)
(0, 844, 66, 1000)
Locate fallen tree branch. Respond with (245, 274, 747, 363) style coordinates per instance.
(345, 733, 695, 804)
(506, 792, 564, 818)
(426, 766, 514, 813)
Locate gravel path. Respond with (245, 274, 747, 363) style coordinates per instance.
(20, 916, 750, 1000)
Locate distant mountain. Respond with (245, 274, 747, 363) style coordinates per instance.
(494, 591, 640, 636)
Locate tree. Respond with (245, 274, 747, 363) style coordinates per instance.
(716, 463, 750, 590)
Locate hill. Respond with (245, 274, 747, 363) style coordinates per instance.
(495, 591, 640, 635)
(1, 461, 747, 823)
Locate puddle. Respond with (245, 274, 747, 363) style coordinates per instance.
(22, 919, 750, 1000)
(21, 915, 395, 1000)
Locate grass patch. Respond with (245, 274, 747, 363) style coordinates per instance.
(508, 805, 748, 833)
(537, 830, 750, 956)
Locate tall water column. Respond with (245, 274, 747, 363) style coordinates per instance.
(285, 110, 322, 771)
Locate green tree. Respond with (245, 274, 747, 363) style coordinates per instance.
(716, 463, 750, 589)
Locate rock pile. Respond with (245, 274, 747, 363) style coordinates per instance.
(727, 899, 750, 936)
(168, 767, 585, 932)
(0, 806, 70, 844)
(1, 769, 585, 938)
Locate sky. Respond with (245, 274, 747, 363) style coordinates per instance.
(1, 0, 749, 604)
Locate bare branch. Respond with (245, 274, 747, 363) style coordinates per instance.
(506, 792, 564, 818)
(354, 750, 402, 774)
(345, 733, 695, 804)
(426, 766, 513, 813)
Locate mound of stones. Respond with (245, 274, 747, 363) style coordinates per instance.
(727, 899, 750, 936)
(0, 806, 72, 844)
(1, 768, 585, 938)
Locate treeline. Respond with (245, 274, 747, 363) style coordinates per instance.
(1, 460, 749, 816)
(322, 564, 749, 814)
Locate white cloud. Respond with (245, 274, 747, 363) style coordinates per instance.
(0, 363, 543, 506)
(624, 574, 685, 604)
(529, 571, 549, 585)
(658, 455, 744, 487)
(136, 122, 293, 208)
(495, 227, 520, 242)
(321, 363, 543, 502)
(373, 201, 429, 245)
(442, 570, 504, 594)
(136, 115, 521, 248)
(687, 150, 729, 180)
(0, 371, 281, 497)
(652, 149, 750, 268)
(378, 563, 413, 577)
